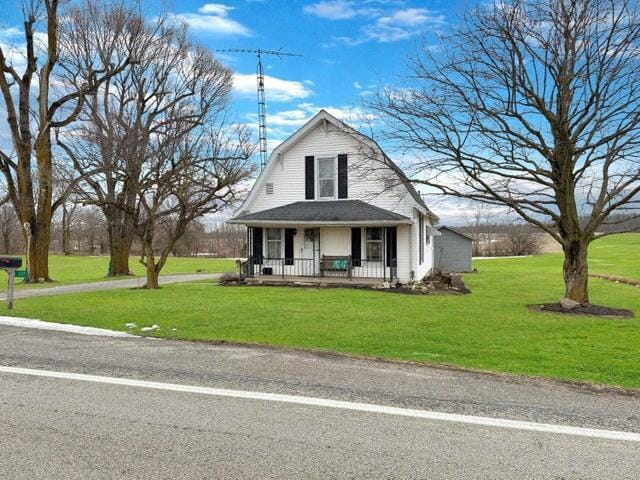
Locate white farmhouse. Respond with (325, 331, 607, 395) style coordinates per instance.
(229, 110, 439, 284)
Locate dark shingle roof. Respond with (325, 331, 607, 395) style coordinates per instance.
(231, 200, 412, 224)
(437, 225, 474, 241)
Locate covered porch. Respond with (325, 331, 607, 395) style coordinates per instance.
(230, 200, 412, 283)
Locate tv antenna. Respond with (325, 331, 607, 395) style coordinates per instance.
(216, 48, 302, 169)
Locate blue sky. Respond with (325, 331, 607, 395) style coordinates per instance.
(159, 0, 459, 146)
(0, 0, 461, 143)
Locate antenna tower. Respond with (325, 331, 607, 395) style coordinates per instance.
(216, 48, 302, 169)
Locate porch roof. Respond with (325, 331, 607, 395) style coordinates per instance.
(229, 200, 412, 226)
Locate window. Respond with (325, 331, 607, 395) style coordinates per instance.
(266, 182, 274, 195)
(366, 227, 383, 262)
(266, 228, 281, 258)
(317, 157, 335, 198)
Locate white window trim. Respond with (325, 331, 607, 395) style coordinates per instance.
(265, 228, 282, 259)
(316, 155, 337, 200)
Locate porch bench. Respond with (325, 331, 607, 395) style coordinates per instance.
(320, 255, 352, 278)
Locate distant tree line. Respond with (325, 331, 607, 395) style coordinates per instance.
(0, 201, 247, 259)
(460, 210, 640, 257)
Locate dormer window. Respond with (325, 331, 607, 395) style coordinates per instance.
(317, 157, 336, 199)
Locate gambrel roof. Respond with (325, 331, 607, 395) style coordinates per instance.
(236, 110, 438, 222)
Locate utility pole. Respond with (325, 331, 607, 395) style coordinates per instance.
(216, 48, 302, 169)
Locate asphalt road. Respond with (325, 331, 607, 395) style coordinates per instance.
(1, 325, 639, 479)
(0, 273, 221, 299)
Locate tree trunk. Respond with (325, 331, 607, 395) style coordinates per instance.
(141, 244, 160, 289)
(109, 239, 132, 276)
(562, 240, 589, 303)
(107, 222, 133, 276)
(62, 205, 71, 255)
(29, 226, 51, 282)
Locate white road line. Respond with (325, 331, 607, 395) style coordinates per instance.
(1, 365, 639, 442)
(0, 317, 136, 338)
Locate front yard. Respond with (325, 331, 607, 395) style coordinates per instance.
(1, 255, 236, 290)
(5, 234, 640, 389)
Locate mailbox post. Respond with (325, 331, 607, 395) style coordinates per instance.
(0, 257, 22, 310)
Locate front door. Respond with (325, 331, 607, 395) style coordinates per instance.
(301, 228, 320, 276)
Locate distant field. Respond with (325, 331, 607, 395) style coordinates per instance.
(589, 233, 640, 280)
(6, 234, 640, 389)
(0, 255, 236, 291)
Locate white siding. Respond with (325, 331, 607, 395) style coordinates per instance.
(320, 227, 351, 255)
(396, 225, 411, 282)
(411, 209, 435, 281)
(249, 123, 416, 218)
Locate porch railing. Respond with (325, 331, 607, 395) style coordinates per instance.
(239, 256, 397, 281)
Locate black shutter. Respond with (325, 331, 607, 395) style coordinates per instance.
(338, 154, 348, 199)
(252, 227, 263, 264)
(386, 227, 397, 268)
(284, 228, 295, 265)
(351, 227, 361, 267)
(305, 156, 315, 200)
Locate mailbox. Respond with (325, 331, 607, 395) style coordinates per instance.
(0, 257, 22, 269)
(0, 257, 23, 310)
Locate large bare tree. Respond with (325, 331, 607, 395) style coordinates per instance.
(134, 125, 253, 288)
(372, 0, 640, 303)
(0, 0, 138, 281)
(58, 16, 254, 286)
(58, 18, 231, 276)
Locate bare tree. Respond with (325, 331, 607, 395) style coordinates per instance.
(372, 0, 640, 303)
(135, 125, 254, 288)
(57, 16, 226, 276)
(0, 0, 138, 281)
(169, 220, 206, 257)
(77, 207, 105, 255)
(502, 224, 543, 256)
(0, 203, 20, 254)
(465, 209, 494, 256)
(60, 201, 78, 255)
(57, 16, 255, 287)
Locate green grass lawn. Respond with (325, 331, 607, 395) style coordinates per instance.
(5, 234, 640, 389)
(589, 233, 640, 280)
(1, 255, 236, 291)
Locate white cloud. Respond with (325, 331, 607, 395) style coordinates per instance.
(353, 81, 362, 89)
(323, 6, 446, 45)
(303, 1, 379, 20)
(364, 8, 445, 42)
(172, 3, 251, 36)
(233, 73, 314, 102)
(198, 3, 233, 15)
(247, 103, 375, 132)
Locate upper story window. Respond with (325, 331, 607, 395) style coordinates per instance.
(317, 157, 335, 199)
